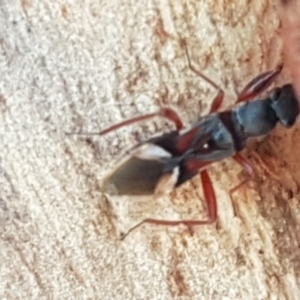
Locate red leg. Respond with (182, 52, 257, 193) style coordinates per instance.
(236, 64, 283, 103)
(200, 169, 217, 224)
(232, 153, 254, 176)
(120, 169, 217, 240)
(183, 41, 225, 113)
(66, 107, 184, 136)
(229, 153, 256, 199)
(209, 91, 225, 113)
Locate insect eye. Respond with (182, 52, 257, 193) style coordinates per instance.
(283, 119, 295, 127)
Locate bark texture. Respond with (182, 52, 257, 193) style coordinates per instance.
(1, 0, 300, 299)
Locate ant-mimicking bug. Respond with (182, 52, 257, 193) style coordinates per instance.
(68, 41, 299, 240)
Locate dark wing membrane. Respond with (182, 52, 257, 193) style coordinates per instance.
(102, 156, 165, 196)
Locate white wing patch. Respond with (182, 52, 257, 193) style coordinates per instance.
(154, 166, 179, 197)
(134, 143, 171, 160)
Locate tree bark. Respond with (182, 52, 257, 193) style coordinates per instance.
(1, 0, 300, 299)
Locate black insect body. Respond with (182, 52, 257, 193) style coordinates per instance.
(103, 84, 298, 199)
(71, 43, 299, 239)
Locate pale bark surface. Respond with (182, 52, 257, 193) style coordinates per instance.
(1, 0, 300, 299)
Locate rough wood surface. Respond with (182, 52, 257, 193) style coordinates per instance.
(1, 0, 300, 299)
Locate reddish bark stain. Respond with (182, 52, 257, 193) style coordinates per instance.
(61, 5, 68, 19)
(21, 0, 31, 11)
(167, 248, 190, 298)
(154, 16, 172, 45)
(150, 235, 162, 253)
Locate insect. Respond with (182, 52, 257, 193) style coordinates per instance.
(71, 42, 299, 240)
(278, 0, 300, 102)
